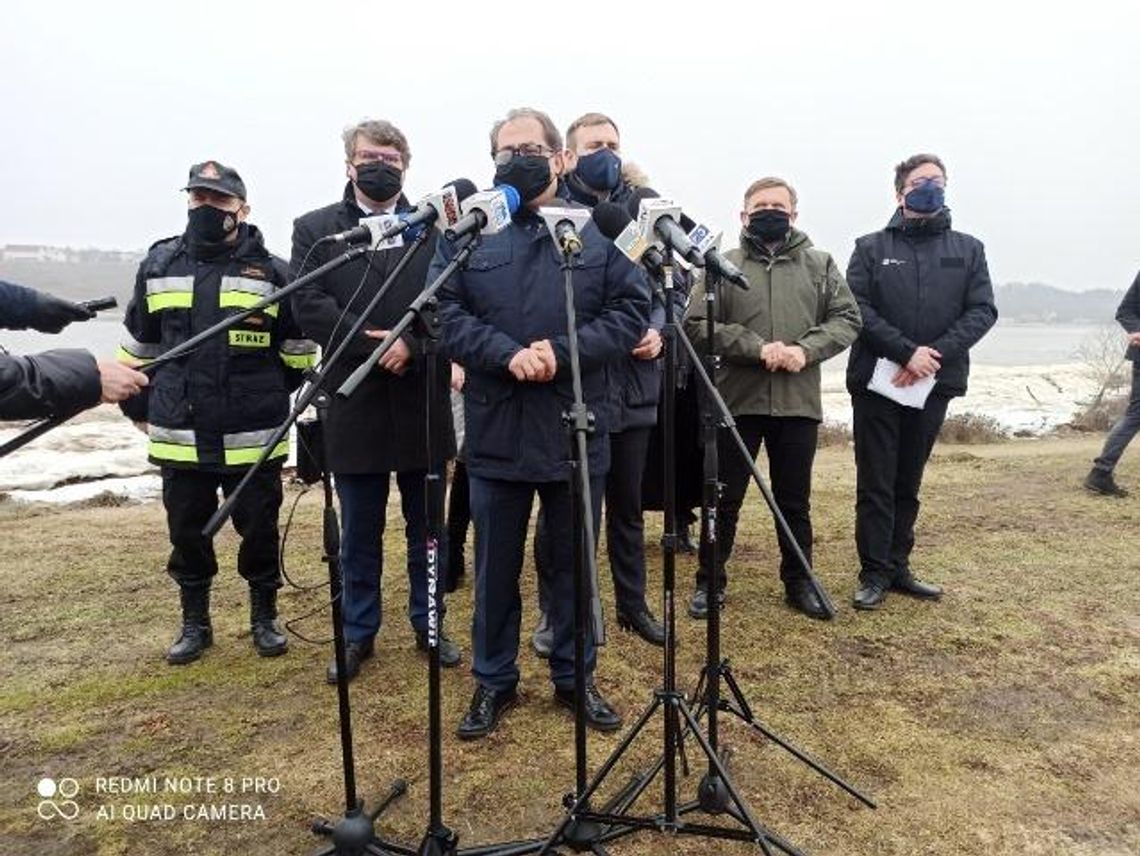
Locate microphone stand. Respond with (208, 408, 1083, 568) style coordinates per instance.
(539, 252, 877, 854)
(333, 232, 482, 856)
(674, 278, 876, 812)
(168, 226, 434, 856)
(537, 250, 774, 854)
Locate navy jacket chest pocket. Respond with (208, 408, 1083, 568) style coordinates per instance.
(462, 246, 513, 311)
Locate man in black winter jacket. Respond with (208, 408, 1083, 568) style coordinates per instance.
(291, 119, 460, 684)
(846, 153, 997, 611)
(1, 280, 147, 419)
(1084, 271, 1140, 496)
(119, 161, 316, 664)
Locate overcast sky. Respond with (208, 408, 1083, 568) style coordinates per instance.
(2, 1, 1136, 291)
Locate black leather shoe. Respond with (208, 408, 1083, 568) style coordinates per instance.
(616, 606, 666, 646)
(687, 586, 723, 619)
(784, 579, 829, 620)
(531, 612, 553, 659)
(890, 573, 943, 600)
(1084, 468, 1129, 497)
(457, 684, 517, 740)
(554, 683, 623, 732)
(415, 629, 462, 667)
(326, 639, 374, 685)
(852, 583, 888, 611)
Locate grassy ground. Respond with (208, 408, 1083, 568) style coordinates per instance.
(1, 436, 1137, 855)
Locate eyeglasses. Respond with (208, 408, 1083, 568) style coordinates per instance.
(493, 144, 553, 166)
(353, 151, 404, 167)
(905, 176, 946, 190)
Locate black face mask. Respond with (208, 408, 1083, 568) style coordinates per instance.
(353, 161, 403, 204)
(187, 204, 239, 244)
(493, 154, 552, 203)
(746, 209, 791, 244)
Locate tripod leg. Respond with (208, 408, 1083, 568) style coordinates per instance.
(538, 696, 662, 854)
(676, 700, 790, 850)
(720, 666, 876, 808)
(720, 664, 753, 720)
(369, 779, 408, 821)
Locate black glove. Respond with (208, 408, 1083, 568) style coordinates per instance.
(31, 292, 94, 333)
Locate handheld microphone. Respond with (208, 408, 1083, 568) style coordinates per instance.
(538, 206, 592, 255)
(78, 296, 118, 313)
(680, 214, 749, 289)
(625, 188, 704, 267)
(328, 178, 477, 245)
(444, 185, 521, 241)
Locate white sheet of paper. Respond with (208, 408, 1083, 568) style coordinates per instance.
(867, 357, 936, 409)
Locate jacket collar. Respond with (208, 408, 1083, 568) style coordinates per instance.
(739, 226, 811, 263)
(886, 206, 952, 236)
(339, 181, 412, 219)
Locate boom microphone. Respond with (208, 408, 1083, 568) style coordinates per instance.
(625, 188, 704, 267)
(678, 214, 749, 289)
(592, 202, 665, 275)
(538, 205, 592, 255)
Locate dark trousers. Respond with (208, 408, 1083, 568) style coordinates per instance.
(696, 416, 818, 590)
(163, 465, 283, 591)
(852, 392, 950, 587)
(468, 474, 604, 692)
(535, 427, 653, 615)
(1094, 362, 1140, 473)
(334, 471, 445, 644)
(604, 426, 653, 612)
(446, 459, 471, 587)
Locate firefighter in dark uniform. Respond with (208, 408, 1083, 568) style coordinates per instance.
(119, 161, 317, 664)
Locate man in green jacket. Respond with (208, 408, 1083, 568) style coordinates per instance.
(684, 177, 861, 620)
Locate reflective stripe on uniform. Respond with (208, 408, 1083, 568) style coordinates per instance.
(223, 427, 289, 466)
(279, 338, 318, 369)
(145, 276, 194, 312)
(117, 334, 163, 365)
(228, 329, 272, 348)
(148, 426, 198, 463)
(219, 276, 279, 316)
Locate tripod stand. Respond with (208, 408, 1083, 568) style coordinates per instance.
(538, 249, 801, 854)
(199, 227, 437, 855)
(678, 263, 875, 820)
(336, 232, 486, 856)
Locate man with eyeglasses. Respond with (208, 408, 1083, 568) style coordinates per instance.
(845, 153, 997, 611)
(523, 113, 666, 654)
(291, 119, 461, 684)
(435, 107, 649, 739)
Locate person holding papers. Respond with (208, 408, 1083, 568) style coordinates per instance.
(845, 154, 997, 611)
(684, 177, 860, 620)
